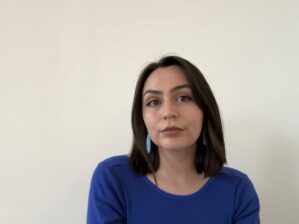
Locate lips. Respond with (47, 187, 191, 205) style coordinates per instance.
(161, 126, 183, 133)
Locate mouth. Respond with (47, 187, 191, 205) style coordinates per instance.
(161, 126, 184, 135)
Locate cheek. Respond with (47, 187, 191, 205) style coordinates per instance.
(189, 111, 204, 135)
(189, 120, 202, 135)
(143, 112, 159, 142)
(143, 112, 155, 132)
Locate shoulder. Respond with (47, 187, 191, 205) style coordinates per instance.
(91, 154, 131, 183)
(214, 166, 257, 195)
(99, 154, 129, 168)
(217, 166, 251, 183)
(216, 166, 259, 205)
(219, 166, 249, 180)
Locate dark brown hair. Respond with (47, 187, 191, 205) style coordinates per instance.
(129, 55, 226, 180)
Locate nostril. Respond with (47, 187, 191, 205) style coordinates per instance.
(163, 113, 177, 120)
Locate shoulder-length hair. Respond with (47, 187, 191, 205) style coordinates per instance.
(129, 55, 226, 180)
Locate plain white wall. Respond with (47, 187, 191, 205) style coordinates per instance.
(1, 0, 298, 223)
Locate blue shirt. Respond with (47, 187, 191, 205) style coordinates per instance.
(87, 155, 260, 224)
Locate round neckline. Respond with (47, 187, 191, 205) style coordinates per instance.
(141, 174, 215, 200)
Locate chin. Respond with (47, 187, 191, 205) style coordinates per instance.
(158, 143, 196, 152)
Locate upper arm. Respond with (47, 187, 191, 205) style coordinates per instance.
(233, 175, 260, 224)
(87, 163, 126, 224)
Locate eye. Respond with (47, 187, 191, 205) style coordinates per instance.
(146, 99, 161, 107)
(177, 95, 192, 103)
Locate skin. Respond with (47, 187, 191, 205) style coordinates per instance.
(142, 65, 209, 195)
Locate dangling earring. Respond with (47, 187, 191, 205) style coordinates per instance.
(202, 124, 208, 146)
(146, 134, 151, 154)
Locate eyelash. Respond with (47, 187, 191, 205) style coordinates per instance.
(145, 95, 193, 107)
(177, 95, 192, 102)
(146, 99, 160, 107)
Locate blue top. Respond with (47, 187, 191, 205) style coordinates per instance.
(87, 155, 260, 224)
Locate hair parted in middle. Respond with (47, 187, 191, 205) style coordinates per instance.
(129, 55, 226, 180)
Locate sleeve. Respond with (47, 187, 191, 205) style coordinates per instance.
(87, 162, 126, 224)
(233, 175, 260, 224)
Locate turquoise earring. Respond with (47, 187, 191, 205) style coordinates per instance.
(146, 134, 151, 154)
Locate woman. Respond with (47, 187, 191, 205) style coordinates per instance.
(87, 55, 260, 224)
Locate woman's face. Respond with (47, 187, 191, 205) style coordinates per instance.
(142, 65, 204, 153)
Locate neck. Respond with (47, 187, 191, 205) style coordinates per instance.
(156, 146, 198, 180)
(146, 146, 208, 195)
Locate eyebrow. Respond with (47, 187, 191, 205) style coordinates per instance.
(143, 84, 191, 97)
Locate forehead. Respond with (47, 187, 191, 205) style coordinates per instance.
(143, 65, 189, 91)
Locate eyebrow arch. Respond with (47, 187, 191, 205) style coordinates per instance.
(143, 84, 191, 97)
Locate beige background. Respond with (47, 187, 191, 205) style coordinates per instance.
(1, 0, 298, 223)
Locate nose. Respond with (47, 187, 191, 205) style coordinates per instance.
(162, 101, 178, 120)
